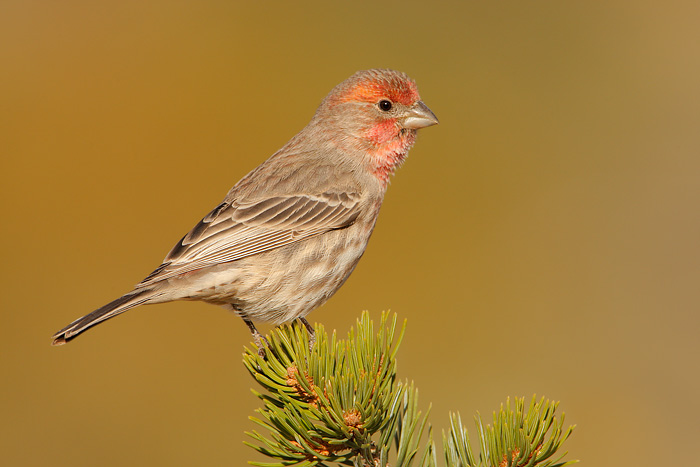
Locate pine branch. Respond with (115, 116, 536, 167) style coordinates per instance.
(443, 397, 576, 467)
(243, 312, 576, 467)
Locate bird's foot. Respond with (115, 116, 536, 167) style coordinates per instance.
(243, 317, 269, 359)
(299, 317, 316, 350)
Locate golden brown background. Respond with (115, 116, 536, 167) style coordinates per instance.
(2, 1, 699, 465)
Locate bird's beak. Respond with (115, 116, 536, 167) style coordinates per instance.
(401, 101, 439, 130)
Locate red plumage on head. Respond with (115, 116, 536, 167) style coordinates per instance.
(332, 69, 420, 106)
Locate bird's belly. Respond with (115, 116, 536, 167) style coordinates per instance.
(172, 227, 370, 324)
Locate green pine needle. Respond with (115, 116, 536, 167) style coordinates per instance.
(444, 396, 577, 467)
(244, 312, 420, 466)
(244, 313, 576, 467)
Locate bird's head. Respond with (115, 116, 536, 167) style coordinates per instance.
(316, 69, 438, 185)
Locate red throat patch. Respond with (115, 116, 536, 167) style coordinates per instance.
(367, 128, 417, 186)
(366, 120, 398, 146)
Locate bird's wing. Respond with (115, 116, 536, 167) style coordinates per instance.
(136, 192, 362, 287)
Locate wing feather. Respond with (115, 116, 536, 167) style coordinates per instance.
(136, 193, 361, 288)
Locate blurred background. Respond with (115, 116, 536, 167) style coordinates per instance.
(2, 1, 699, 465)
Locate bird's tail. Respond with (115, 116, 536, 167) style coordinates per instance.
(52, 289, 155, 345)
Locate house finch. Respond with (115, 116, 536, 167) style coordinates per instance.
(52, 69, 438, 348)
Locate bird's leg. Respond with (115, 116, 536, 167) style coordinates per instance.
(243, 316, 268, 358)
(299, 317, 316, 349)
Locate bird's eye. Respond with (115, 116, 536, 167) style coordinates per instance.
(378, 100, 393, 112)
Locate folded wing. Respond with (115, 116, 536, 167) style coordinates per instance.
(136, 192, 361, 287)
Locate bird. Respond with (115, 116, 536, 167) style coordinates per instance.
(52, 69, 438, 349)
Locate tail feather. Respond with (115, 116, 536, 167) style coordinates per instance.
(52, 289, 154, 345)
